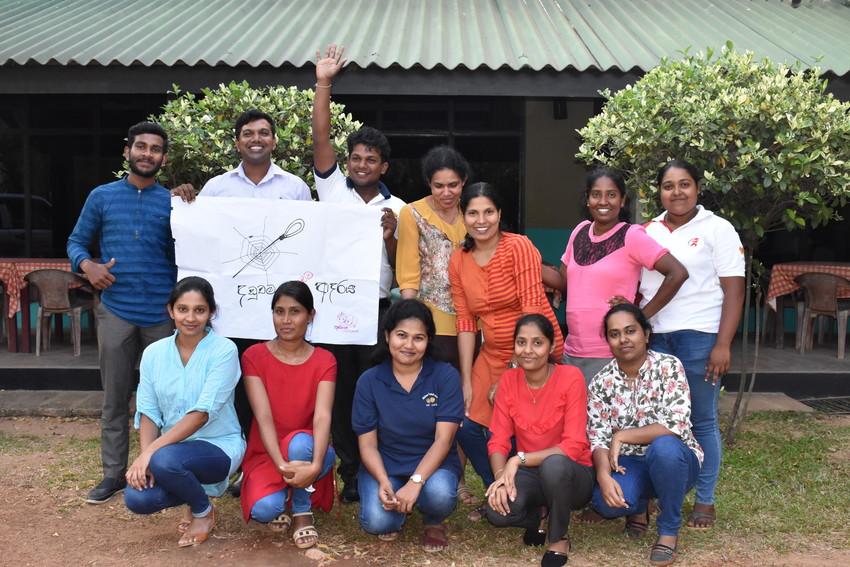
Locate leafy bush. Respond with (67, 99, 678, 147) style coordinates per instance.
(576, 43, 850, 252)
(148, 81, 360, 192)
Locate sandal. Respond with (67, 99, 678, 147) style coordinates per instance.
(270, 511, 292, 533)
(623, 509, 649, 539)
(421, 524, 448, 553)
(377, 531, 399, 542)
(177, 505, 216, 548)
(649, 541, 678, 566)
(573, 505, 605, 524)
(467, 505, 486, 522)
(292, 512, 318, 549)
(686, 507, 716, 529)
(541, 534, 570, 567)
(177, 506, 192, 533)
(457, 483, 480, 506)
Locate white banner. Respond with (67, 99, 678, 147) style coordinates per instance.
(171, 196, 382, 344)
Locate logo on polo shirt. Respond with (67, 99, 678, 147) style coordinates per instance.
(688, 238, 700, 247)
(422, 392, 438, 407)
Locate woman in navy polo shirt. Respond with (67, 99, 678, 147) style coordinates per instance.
(352, 299, 464, 553)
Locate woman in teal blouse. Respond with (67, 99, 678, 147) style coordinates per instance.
(124, 276, 246, 548)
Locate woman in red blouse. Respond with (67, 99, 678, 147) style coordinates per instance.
(484, 314, 593, 567)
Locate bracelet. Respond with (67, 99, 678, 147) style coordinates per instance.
(314, 83, 332, 89)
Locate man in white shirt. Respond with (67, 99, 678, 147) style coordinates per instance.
(313, 44, 405, 503)
(201, 109, 312, 201)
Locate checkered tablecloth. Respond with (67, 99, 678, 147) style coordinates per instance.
(766, 261, 850, 310)
(0, 259, 74, 317)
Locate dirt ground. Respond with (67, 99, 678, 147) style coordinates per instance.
(1, 417, 848, 567)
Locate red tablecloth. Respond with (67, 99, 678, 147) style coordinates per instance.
(0, 258, 77, 352)
(767, 261, 850, 309)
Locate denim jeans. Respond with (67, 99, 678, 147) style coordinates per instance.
(592, 436, 700, 536)
(250, 433, 336, 519)
(651, 330, 719, 505)
(358, 468, 458, 534)
(455, 416, 495, 486)
(124, 440, 230, 516)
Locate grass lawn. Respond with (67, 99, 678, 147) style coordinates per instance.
(1, 411, 847, 566)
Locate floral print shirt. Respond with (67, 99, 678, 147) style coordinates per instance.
(587, 350, 703, 463)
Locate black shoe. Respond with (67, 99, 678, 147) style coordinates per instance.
(226, 471, 243, 498)
(340, 479, 359, 503)
(86, 477, 126, 504)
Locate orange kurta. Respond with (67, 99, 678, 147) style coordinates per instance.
(448, 232, 563, 427)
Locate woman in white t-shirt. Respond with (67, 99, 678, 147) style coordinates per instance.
(639, 160, 745, 531)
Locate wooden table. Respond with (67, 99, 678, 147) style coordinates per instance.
(0, 258, 76, 352)
(765, 261, 850, 349)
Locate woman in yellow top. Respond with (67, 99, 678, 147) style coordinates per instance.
(396, 145, 477, 508)
(397, 145, 470, 368)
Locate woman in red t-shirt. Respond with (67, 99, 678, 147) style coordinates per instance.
(239, 281, 336, 550)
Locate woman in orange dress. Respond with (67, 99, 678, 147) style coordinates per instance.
(448, 182, 562, 514)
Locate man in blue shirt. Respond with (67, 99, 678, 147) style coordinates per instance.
(68, 122, 178, 504)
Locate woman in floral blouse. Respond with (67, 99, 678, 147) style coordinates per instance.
(587, 304, 702, 567)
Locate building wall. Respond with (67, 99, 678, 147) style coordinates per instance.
(522, 98, 594, 266)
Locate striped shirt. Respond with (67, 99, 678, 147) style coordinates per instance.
(67, 177, 176, 327)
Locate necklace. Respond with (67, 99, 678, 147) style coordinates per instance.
(525, 363, 554, 404)
(427, 196, 460, 225)
(272, 338, 308, 361)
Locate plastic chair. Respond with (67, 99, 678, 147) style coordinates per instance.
(794, 273, 850, 359)
(23, 269, 95, 356)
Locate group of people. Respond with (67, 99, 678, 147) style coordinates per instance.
(66, 43, 744, 567)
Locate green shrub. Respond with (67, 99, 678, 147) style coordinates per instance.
(147, 81, 360, 192)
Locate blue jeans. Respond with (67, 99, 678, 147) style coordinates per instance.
(250, 433, 336, 519)
(651, 330, 719, 505)
(358, 468, 458, 534)
(124, 440, 230, 516)
(592, 436, 700, 536)
(455, 416, 495, 486)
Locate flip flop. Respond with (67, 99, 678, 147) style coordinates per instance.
(421, 524, 448, 553)
(177, 506, 216, 548)
(377, 531, 399, 541)
(687, 510, 716, 529)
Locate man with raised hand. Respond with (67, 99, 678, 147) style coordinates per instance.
(312, 44, 405, 504)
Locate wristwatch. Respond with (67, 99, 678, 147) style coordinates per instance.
(410, 473, 423, 484)
(517, 452, 527, 466)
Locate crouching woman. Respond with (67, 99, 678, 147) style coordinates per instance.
(587, 304, 702, 566)
(124, 276, 245, 548)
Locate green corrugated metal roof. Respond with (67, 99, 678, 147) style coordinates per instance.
(1, 0, 850, 74)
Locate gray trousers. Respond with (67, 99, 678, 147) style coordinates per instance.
(485, 454, 595, 543)
(95, 303, 173, 478)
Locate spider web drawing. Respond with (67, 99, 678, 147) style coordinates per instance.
(223, 217, 305, 281)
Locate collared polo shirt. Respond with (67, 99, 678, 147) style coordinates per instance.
(352, 358, 463, 478)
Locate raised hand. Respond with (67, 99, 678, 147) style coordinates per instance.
(315, 44, 347, 83)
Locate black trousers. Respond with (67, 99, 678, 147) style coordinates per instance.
(486, 454, 595, 543)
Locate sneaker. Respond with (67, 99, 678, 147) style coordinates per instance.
(86, 477, 127, 504)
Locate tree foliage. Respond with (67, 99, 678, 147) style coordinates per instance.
(576, 43, 850, 252)
(148, 81, 360, 191)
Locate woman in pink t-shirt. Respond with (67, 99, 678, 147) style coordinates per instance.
(548, 168, 687, 385)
